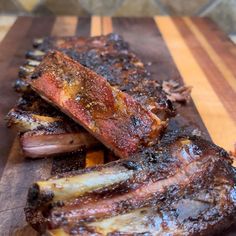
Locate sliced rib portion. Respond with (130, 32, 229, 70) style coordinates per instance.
(7, 93, 82, 133)
(7, 94, 99, 158)
(25, 135, 236, 235)
(7, 108, 62, 133)
(20, 131, 98, 158)
(28, 51, 165, 158)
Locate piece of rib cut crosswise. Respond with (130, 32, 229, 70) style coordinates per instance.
(28, 51, 166, 158)
(7, 94, 100, 158)
(25, 134, 236, 235)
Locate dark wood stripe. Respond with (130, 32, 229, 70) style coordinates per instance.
(51, 151, 86, 175)
(173, 17, 236, 122)
(27, 16, 55, 38)
(0, 17, 32, 180)
(0, 17, 55, 235)
(76, 17, 91, 37)
(112, 17, 210, 139)
(8, 17, 55, 78)
(192, 17, 236, 79)
(0, 139, 52, 235)
(0, 17, 31, 71)
(0, 16, 55, 180)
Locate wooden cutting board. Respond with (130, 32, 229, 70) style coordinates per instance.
(0, 16, 235, 235)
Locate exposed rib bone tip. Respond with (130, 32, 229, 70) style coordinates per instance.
(26, 59, 40, 67)
(19, 65, 35, 78)
(33, 38, 44, 47)
(25, 50, 45, 60)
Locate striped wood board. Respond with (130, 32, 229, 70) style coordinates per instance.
(0, 16, 235, 235)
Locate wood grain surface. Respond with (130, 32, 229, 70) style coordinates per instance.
(0, 16, 235, 235)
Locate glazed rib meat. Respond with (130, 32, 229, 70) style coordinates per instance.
(27, 51, 165, 158)
(25, 134, 236, 235)
(8, 34, 174, 158)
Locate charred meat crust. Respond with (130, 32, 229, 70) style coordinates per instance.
(7, 108, 68, 133)
(27, 50, 166, 158)
(25, 135, 236, 235)
(32, 34, 129, 53)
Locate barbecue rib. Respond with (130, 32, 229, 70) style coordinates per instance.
(27, 51, 166, 158)
(7, 94, 67, 132)
(25, 134, 236, 235)
(7, 94, 99, 158)
(8, 34, 174, 158)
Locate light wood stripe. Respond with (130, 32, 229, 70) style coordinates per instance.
(86, 150, 104, 167)
(51, 16, 78, 37)
(173, 18, 236, 122)
(155, 16, 236, 151)
(102, 16, 113, 35)
(184, 18, 236, 93)
(91, 16, 102, 37)
(0, 16, 16, 42)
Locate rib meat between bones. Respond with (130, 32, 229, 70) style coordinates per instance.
(27, 50, 166, 158)
(25, 134, 236, 235)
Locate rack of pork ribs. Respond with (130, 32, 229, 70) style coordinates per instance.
(7, 33, 174, 158)
(6, 34, 236, 235)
